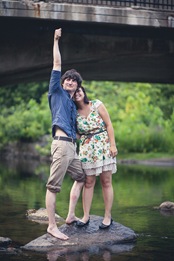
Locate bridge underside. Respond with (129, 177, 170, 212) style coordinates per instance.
(0, 16, 174, 85)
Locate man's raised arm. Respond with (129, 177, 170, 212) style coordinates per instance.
(53, 28, 62, 71)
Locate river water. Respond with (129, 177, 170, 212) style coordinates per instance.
(0, 158, 174, 261)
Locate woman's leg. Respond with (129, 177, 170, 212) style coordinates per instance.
(100, 171, 113, 225)
(66, 181, 84, 224)
(80, 175, 96, 223)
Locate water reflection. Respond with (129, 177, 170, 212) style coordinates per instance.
(46, 243, 135, 261)
(0, 158, 174, 261)
(159, 209, 174, 216)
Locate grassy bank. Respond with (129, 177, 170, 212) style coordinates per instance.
(118, 152, 174, 161)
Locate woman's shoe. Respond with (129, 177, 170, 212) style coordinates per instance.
(76, 218, 90, 227)
(99, 218, 113, 229)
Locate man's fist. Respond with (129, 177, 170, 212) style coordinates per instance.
(55, 28, 62, 40)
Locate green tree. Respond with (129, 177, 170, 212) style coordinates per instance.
(0, 81, 173, 153)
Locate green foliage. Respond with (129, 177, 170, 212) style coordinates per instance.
(83, 81, 174, 153)
(0, 80, 173, 153)
(0, 91, 51, 148)
(0, 82, 48, 108)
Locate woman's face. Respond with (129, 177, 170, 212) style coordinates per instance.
(74, 87, 84, 102)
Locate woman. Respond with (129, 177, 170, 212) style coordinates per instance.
(75, 86, 118, 229)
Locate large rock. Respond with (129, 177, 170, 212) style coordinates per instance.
(22, 215, 137, 254)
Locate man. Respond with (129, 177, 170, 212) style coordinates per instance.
(46, 28, 85, 240)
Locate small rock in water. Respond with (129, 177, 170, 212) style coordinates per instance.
(26, 208, 64, 224)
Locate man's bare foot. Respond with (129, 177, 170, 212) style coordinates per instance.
(65, 215, 79, 225)
(47, 226, 69, 240)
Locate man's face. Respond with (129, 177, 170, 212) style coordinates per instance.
(62, 77, 78, 96)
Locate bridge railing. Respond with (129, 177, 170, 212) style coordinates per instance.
(48, 0, 174, 10)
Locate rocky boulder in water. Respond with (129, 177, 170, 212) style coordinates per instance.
(22, 215, 137, 254)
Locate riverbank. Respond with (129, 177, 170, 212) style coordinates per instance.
(118, 152, 174, 167)
(0, 141, 174, 167)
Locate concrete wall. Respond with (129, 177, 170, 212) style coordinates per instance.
(0, 0, 174, 84)
(1, 0, 173, 28)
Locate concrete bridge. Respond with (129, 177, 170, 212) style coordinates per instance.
(0, 0, 174, 86)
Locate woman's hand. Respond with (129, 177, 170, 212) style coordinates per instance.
(110, 145, 118, 158)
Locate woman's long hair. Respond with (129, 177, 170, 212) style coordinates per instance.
(74, 86, 89, 108)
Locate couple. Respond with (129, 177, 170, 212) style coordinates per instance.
(45, 28, 118, 240)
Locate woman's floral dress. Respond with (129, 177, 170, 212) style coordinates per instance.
(77, 99, 117, 176)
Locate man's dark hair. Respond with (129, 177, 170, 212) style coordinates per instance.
(61, 69, 83, 87)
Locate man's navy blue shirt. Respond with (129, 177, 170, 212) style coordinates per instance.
(48, 70, 77, 139)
